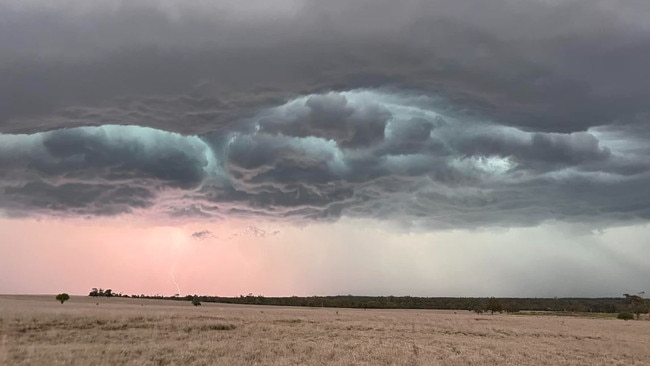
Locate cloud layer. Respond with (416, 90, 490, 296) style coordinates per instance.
(1, 90, 648, 228)
(2, 0, 650, 135)
(1, 1, 649, 228)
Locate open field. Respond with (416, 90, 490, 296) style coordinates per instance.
(1, 295, 649, 365)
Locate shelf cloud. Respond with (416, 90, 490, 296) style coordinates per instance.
(1, 90, 648, 229)
(1, 0, 649, 229)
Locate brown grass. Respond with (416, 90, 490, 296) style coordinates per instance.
(1, 295, 648, 365)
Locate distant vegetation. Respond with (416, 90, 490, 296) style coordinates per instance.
(191, 296, 202, 306)
(118, 293, 646, 316)
(623, 293, 649, 320)
(55, 293, 70, 304)
(86, 288, 648, 319)
(88, 288, 127, 297)
(486, 297, 503, 314)
(617, 312, 634, 320)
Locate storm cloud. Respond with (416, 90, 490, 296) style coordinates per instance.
(1, 0, 649, 228)
(2, 0, 650, 134)
(1, 89, 648, 228)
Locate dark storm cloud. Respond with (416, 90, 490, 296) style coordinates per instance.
(2, 0, 650, 134)
(0, 89, 649, 227)
(197, 90, 650, 227)
(3, 181, 154, 217)
(0, 126, 210, 188)
(0, 1, 649, 228)
(258, 93, 389, 148)
(0, 125, 216, 217)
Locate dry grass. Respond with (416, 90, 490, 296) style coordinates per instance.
(1, 295, 649, 365)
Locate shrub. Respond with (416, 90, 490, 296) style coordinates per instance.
(617, 312, 634, 320)
(56, 293, 70, 304)
(191, 296, 202, 306)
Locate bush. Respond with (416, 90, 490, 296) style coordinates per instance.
(56, 293, 70, 304)
(191, 296, 202, 306)
(617, 312, 634, 320)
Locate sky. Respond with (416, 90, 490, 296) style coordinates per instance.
(0, 0, 649, 297)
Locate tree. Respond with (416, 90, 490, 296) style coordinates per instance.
(623, 293, 648, 320)
(56, 293, 70, 304)
(88, 288, 121, 297)
(191, 295, 202, 306)
(487, 297, 503, 314)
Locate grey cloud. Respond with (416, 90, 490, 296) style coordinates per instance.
(1, 1, 650, 228)
(0, 125, 215, 216)
(3, 181, 154, 217)
(217, 91, 649, 227)
(2, 89, 648, 227)
(455, 130, 611, 171)
(2, 126, 210, 188)
(529, 132, 611, 164)
(2, 0, 650, 135)
(0, 89, 648, 227)
(191, 230, 216, 240)
(259, 93, 389, 148)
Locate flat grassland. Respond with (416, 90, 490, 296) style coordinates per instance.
(1, 295, 648, 365)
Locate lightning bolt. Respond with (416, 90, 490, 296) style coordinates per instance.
(170, 263, 181, 297)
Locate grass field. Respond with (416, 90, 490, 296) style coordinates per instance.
(1, 295, 649, 365)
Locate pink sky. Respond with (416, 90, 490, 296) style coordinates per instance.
(0, 217, 272, 296)
(1, 217, 648, 298)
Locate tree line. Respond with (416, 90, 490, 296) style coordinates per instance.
(88, 288, 127, 297)
(84, 289, 648, 316)
(151, 294, 643, 314)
